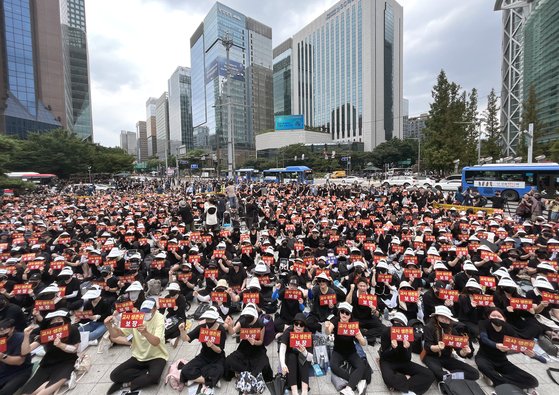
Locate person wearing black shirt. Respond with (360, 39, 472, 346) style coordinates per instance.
(324, 302, 370, 395)
(379, 312, 434, 395)
(475, 308, 539, 391)
(307, 273, 337, 333)
(489, 191, 506, 210)
(224, 304, 273, 382)
(279, 313, 313, 395)
(0, 318, 32, 395)
(422, 306, 479, 382)
(77, 285, 111, 343)
(346, 278, 385, 344)
(20, 310, 80, 395)
(159, 282, 187, 341)
(179, 307, 226, 391)
(273, 277, 306, 333)
(0, 295, 25, 332)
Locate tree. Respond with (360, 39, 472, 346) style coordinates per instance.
(422, 70, 478, 172)
(481, 88, 502, 159)
(520, 85, 545, 159)
(0, 135, 21, 175)
(370, 138, 417, 169)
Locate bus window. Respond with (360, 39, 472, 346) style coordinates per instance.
(525, 172, 535, 186)
(499, 171, 524, 182)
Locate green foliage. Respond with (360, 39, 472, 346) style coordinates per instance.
(369, 138, 417, 168)
(4, 129, 134, 178)
(0, 134, 22, 175)
(550, 141, 559, 163)
(481, 88, 502, 159)
(422, 70, 479, 171)
(0, 177, 35, 193)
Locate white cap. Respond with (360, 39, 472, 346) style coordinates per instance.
(463, 262, 478, 272)
(241, 305, 258, 318)
(200, 308, 220, 321)
(534, 277, 554, 291)
(45, 310, 69, 319)
(337, 302, 353, 313)
(154, 252, 166, 259)
(58, 267, 73, 277)
(316, 272, 331, 282)
(537, 262, 557, 273)
(167, 282, 181, 292)
(125, 281, 143, 292)
(376, 261, 389, 270)
(39, 284, 60, 294)
(477, 245, 492, 252)
(107, 248, 122, 258)
(465, 278, 482, 291)
(431, 305, 458, 322)
(433, 262, 447, 271)
(254, 264, 268, 274)
(140, 298, 156, 312)
(390, 311, 409, 326)
(247, 277, 261, 290)
(498, 277, 517, 288)
(82, 285, 102, 300)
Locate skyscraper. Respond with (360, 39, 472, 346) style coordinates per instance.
(168, 66, 193, 153)
(190, 2, 273, 165)
(120, 130, 137, 158)
(278, 0, 403, 151)
(155, 92, 169, 160)
(136, 120, 148, 161)
(0, 0, 93, 139)
(146, 97, 157, 157)
(273, 38, 292, 116)
(523, 0, 559, 143)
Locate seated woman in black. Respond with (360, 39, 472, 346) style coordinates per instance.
(378, 312, 435, 395)
(457, 278, 490, 339)
(178, 307, 226, 393)
(279, 313, 313, 395)
(20, 309, 80, 395)
(422, 305, 479, 382)
(0, 318, 33, 395)
(159, 282, 187, 342)
(345, 277, 385, 344)
(224, 303, 273, 383)
(324, 302, 371, 395)
(475, 307, 539, 392)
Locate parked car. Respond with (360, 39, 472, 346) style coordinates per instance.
(415, 176, 437, 188)
(341, 176, 365, 183)
(434, 175, 462, 191)
(381, 176, 417, 188)
(331, 170, 347, 179)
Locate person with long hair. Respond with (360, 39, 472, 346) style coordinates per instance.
(422, 306, 479, 382)
(278, 313, 313, 395)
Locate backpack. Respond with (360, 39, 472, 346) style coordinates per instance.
(439, 379, 486, 395)
(494, 383, 525, 395)
(165, 359, 187, 392)
(146, 278, 162, 296)
(259, 313, 276, 346)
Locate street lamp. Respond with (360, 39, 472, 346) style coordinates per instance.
(87, 166, 92, 184)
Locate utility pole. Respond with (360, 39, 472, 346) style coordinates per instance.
(222, 33, 234, 179)
(527, 123, 534, 164)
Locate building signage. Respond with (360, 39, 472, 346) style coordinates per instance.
(274, 115, 304, 131)
(473, 180, 525, 188)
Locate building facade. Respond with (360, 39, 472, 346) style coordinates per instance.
(281, 0, 403, 151)
(190, 2, 273, 164)
(155, 92, 169, 160)
(168, 66, 193, 153)
(120, 130, 137, 158)
(273, 38, 292, 116)
(136, 120, 148, 161)
(0, 0, 93, 139)
(146, 97, 157, 157)
(523, 0, 559, 143)
(404, 113, 428, 139)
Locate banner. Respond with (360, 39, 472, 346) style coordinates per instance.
(243, 293, 260, 304)
(199, 328, 221, 344)
(503, 335, 534, 352)
(319, 294, 337, 306)
(399, 290, 419, 303)
(510, 297, 532, 311)
(240, 327, 261, 340)
(159, 298, 176, 309)
(442, 334, 468, 349)
(472, 294, 493, 306)
(289, 332, 312, 348)
(358, 294, 377, 308)
(337, 322, 359, 336)
(40, 323, 70, 344)
(120, 312, 145, 329)
(391, 327, 414, 342)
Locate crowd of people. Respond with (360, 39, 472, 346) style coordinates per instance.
(0, 179, 558, 395)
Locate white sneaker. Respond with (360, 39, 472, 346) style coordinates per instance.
(340, 386, 354, 395)
(357, 380, 366, 395)
(88, 339, 98, 346)
(401, 392, 417, 395)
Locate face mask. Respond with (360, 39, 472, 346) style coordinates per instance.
(144, 312, 153, 321)
(102, 272, 110, 277)
(490, 318, 504, 327)
(50, 321, 65, 328)
(58, 276, 70, 283)
(439, 322, 451, 329)
(129, 291, 140, 301)
(168, 291, 178, 297)
(205, 320, 216, 327)
(391, 321, 403, 327)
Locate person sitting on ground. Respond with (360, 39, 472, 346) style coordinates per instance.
(105, 298, 168, 395)
(178, 307, 226, 395)
(0, 318, 33, 395)
(279, 313, 314, 395)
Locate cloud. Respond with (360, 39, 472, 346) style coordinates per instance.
(86, 0, 502, 146)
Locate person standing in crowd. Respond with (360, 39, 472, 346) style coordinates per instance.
(105, 298, 168, 394)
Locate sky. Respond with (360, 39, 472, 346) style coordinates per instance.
(85, 0, 502, 147)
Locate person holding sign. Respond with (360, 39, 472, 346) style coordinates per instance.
(0, 318, 33, 395)
(105, 298, 168, 394)
(324, 302, 371, 395)
(20, 310, 80, 395)
(379, 312, 435, 395)
(475, 308, 539, 391)
(224, 303, 273, 383)
(272, 276, 307, 333)
(278, 313, 313, 395)
(457, 278, 488, 339)
(77, 285, 110, 344)
(158, 282, 187, 342)
(422, 306, 479, 382)
(178, 307, 226, 393)
(396, 281, 421, 324)
(494, 277, 542, 340)
(307, 272, 338, 334)
(346, 277, 385, 344)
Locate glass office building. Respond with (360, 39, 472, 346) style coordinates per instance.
(155, 92, 169, 160)
(168, 66, 194, 153)
(0, 0, 61, 138)
(523, 0, 559, 143)
(273, 38, 292, 116)
(284, 0, 402, 151)
(190, 2, 273, 157)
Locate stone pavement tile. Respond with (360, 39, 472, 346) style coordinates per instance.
(75, 362, 111, 384)
(89, 382, 113, 394)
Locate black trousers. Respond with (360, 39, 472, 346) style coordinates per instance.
(475, 354, 538, 389)
(181, 354, 225, 388)
(225, 350, 273, 382)
(284, 352, 310, 388)
(0, 369, 32, 395)
(330, 351, 371, 390)
(379, 359, 435, 395)
(423, 355, 480, 382)
(110, 357, 167, 391)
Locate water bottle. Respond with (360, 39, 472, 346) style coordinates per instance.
(383, 308, 389, 321)
(319, 353, 325, 371)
